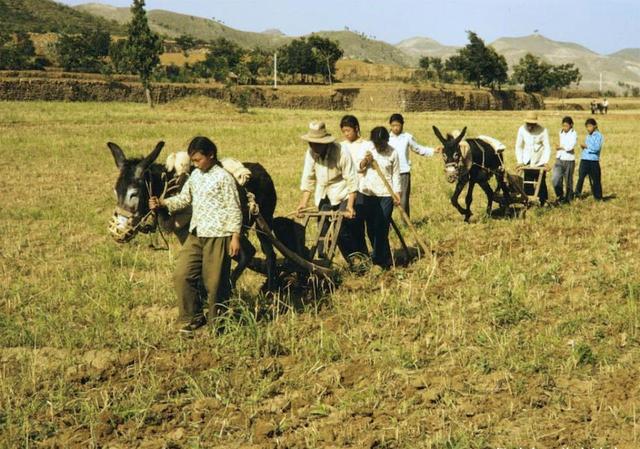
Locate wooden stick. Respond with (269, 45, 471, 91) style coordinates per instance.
(370, 160, 430, 256)
(390, 217, 410, 261)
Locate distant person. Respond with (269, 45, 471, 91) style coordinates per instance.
(515, 112, 551, 205)
(602, 98, 609, 114)
(575, 118, 604, 200)
(353, 127, 401, 269)
(388, 113, 440, 217)
(297, 121, 359, 260)
(552, 116, 577, 203)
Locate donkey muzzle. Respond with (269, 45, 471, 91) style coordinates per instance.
(445, 164, 458, 183)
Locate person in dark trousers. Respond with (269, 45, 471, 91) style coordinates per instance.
(575, 118, 604, 200)
(354, 127, 401, 269)
(552, 116, 577, 203)
(297, 121, 359, 260)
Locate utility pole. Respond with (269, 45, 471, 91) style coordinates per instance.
(599, 72, 603, 92)
(273, 52, 278, 89)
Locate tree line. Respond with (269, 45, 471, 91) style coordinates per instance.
(1, 2, 583, 95)
(417, 31, 582, 93)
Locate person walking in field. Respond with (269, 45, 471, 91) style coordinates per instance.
(575, 118, 604, 200)
(297, 121, 360, 260)
(353, 127, 401, 269)
(149, 136, 242, 334)
(388, 113, 439, 217)
(552, 116, 577, 204)
(515, 112, 551, 205)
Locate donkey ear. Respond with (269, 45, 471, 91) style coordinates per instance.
(137, 141, 165, 175)
(107, 142, 126, 169)
(432, 126, 447, 145)
(453, 127, 468, 146)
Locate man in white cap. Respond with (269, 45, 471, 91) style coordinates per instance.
(515, 112, 551, 205)
(297, 121, 361, 259)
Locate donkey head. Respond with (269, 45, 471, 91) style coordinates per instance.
(433, 126, 467, 183)
(107, 141, 164, 243)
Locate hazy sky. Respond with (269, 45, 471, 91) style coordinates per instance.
(59, 0, 639, 54)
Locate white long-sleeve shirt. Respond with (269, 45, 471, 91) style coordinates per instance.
(389, 132, 434, 174)
(353, 142, 401, 197)
(557, 129, 577, 161)
(515, 125, 551, 167)
(300, 143, 358, 207)
(164, 165, 243, 238)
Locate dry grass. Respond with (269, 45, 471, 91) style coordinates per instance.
(1, 100, 639, 449)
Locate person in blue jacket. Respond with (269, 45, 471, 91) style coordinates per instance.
(575, 118, 604, 200)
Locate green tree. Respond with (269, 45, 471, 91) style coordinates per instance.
(512, 53, 581, 93)
(56, 29, 110, 72)
(0, 31, 40, 70)
(307, 35, 343, 84)
(445, 31, 508, 89)
(126, 0, 162, 107)
(175, 34, 196, 57)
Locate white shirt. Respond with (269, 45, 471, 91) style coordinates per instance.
(353, 142, 401, 197)
(389, 132, 434, 174)
(515, 125, 551, 167)
(341, 138, 370, 165)
(300, 143, 358, 207)
(557, 129, 577, 161)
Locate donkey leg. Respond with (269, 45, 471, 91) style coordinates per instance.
(230, 235, 256, 290)
(451, 180, 468, 217)
(479, 180, 494, 216)
(258, 233, 279, 292)
(464, 181, 475, 222)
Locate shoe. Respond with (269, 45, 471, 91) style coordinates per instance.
(179, 315, 207, 334)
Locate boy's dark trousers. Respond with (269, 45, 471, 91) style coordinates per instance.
(575, 160, 602, 200)
(399, 172, 411, 217)
(551, 159, 575, 202)
(174, 233, 232, 324)
(355, 193, 394, 268)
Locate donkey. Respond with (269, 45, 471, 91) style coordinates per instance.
(433, 126, 510, 222)
(106, 141, 279, 291)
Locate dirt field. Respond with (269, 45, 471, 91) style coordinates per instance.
(1, 99, 639, 448)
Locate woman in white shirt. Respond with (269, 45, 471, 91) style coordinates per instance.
(354, 127, 401, 269)
(552, 116, 577, 203)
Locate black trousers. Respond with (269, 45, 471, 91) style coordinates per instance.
(575, 160, 603, 200)
(355, 193, 394, 268)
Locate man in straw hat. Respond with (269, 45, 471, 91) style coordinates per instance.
(297, 121, 361, 260)
(515, 112, 551, 205)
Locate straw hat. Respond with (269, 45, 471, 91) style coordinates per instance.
(301, 121, 335, 144)
(524, 112, 539, 124)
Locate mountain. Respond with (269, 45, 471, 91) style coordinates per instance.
(395, 37, 459, 60)
(610, 48, 640, 63)
(0, 0, 122, 34)
(74, 3, 413, 65)
(490, 34, 640, 90)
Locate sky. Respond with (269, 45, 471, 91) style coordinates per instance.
(58, 0, 639, 54)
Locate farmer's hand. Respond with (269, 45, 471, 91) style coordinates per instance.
(229, 233, 241, 257)
(361, 151, 373, 169)
(393, 194, 402, 207)
(344, 205, 356, 219)
(580, 143, 587, 149)
(149, 196, 161, 210)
